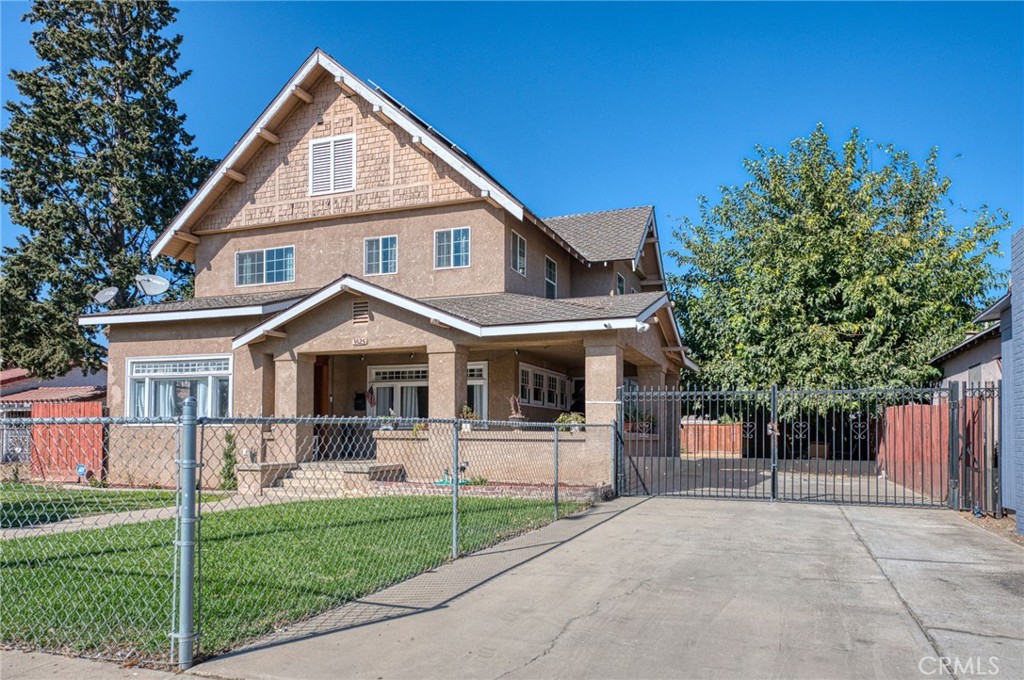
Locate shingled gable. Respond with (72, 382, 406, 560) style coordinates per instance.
(231, 274, 674, 349)
(150, 48, 587, 264)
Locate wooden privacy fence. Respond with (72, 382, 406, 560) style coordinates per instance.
(29, 401, 104, 482)
(876, 403, 949, 503)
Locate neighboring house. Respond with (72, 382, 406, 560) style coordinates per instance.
(930, 322, 1003, 387)
(0, 367, 106, 463)
(78, 49, 691, 488)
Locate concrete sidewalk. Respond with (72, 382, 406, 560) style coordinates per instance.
(187, 498, 1024, 680)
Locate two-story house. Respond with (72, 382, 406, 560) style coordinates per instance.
(79, 49, 692, 488)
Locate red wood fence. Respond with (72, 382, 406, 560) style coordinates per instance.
(30, 401, 104, 482)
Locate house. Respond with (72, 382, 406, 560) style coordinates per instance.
(930, 318, 1003, 387)
(0, 366, 106, 465)
(78, 49, 691, 489)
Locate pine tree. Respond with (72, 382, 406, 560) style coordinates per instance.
(1, 0, 213, 377)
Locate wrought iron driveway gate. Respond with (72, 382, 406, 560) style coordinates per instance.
(617, 384, 1001, 511)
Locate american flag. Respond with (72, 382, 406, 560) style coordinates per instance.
(367, 386, 376, 408)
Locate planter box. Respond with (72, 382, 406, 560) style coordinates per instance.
(680, 423, 743, 458)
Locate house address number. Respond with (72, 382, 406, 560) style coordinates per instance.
(352, 338, 368, 346)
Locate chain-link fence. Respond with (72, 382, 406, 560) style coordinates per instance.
(1, 402, 612, 668)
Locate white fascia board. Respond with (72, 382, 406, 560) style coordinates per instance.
(317, 53, 523, 220)
(479, 317, 639, 337)
(78, 299, 296, 327)
(150, 55, 323, 259)
(632, 211, 654, 272)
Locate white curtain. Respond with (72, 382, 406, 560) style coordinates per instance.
(401, 386, 419, 418)
(196, 379, 209, 418)
(375, 387, 394, 416)
(154, 380, 176, 418)
(131, 380, 146, 418)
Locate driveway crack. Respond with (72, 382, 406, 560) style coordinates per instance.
(494, 577, 652, 679)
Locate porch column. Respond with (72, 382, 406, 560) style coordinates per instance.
(270, 354, 316, 463)
(584, 341, 623, 427)
(274, 354, 315, 416)
(636, 365, 665, 389)
(428, 345, 468, 419)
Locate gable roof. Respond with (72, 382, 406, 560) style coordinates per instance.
(0, 386, 105, 405)
(545, 206, 654, 263)
(151, 48, 593, 264)
(231, 274, 678, 350)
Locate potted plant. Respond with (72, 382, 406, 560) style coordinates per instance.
(459, 404, 480, 431)
(555, 411, 586, 433)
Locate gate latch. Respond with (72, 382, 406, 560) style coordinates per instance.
(767, 422, 780, 437)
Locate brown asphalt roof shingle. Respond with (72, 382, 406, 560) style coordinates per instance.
(422, 291, 666, 326)
(544, 206, 653, 263)
(80, 288, 318, 318)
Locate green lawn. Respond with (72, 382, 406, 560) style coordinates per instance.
(0, 484, 198, 529)
(1, 495, 585, 661)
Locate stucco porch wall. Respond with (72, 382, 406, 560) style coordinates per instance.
(373, 429, 606, 486)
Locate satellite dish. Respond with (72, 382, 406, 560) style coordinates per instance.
(93, 287, 119, 304)
(135, 274, 170, 297)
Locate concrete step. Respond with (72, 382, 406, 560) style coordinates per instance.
(285, 462, 406, 482)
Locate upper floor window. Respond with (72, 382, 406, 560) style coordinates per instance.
(236, 246, 294, 286)
(364, 236, 397, 276)
(545, 257, 557, 299)
(435, 227, 470, 269)
(616, 273, 626, 295)
(309, 134, 356, 195)
(511, 231, 527, 277)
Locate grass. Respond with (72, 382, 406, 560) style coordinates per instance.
(1, 495, 586, 661)
(0, 483, 208, 529)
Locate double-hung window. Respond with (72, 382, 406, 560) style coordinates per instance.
(511, 231, 527, 277)
(364, 236, 397, 276)
(236, 246, 294, 286)
(127, 356, 231, 418)
(616, 273, 626, 295)
(544, 257, 557, 299)
(435, 227, 470, 269)
(309, 134, 356, 195)
(518, 362, 570, 410)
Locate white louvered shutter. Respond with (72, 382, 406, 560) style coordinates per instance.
(310, 140, 332, 195)
(332, 136, 355, 192)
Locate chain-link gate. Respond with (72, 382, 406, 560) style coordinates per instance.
(617, 383, 1000, 510)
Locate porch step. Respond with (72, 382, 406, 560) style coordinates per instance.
(275, 461, 406, 491)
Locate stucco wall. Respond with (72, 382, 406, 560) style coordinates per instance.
(938, 335, 1002, 386)
(194, 201, 507, 299)
(503, 213, 573, 299)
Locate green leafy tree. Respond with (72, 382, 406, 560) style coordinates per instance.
(1, 0, 213, 377)
(669, 125, 1008, 389)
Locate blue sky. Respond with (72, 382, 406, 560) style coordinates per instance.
(2, 1, 1022, 275)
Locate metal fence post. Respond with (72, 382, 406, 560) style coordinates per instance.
(948, 382, 960, 510)
(451, 420, 460, 559)
(553, 426, 560, 520)
(770, 384, 779, 501)
(176, 397, 198, 670)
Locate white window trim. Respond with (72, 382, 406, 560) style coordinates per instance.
(616, 273, 626, 295)
(235, 245, 295, 288)
(511, 230, 527, 278)
(517, 362, 569, 411)
(363, 235, 398, 277)
(366, 361, 488, 419)
(544, 256, 558, 299)
(125, 353, 233, 418)
(434, 227, 472, 270)
(308, 133, 357, 197)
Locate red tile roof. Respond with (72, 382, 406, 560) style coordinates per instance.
(0, 386, 105, 404)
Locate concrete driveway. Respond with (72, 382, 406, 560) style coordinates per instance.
(183, 497, 1023, 680)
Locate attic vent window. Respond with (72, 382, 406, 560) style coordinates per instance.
(309, 134, 356, 195)
(353, 300, 370, 324)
